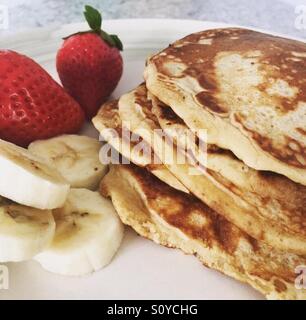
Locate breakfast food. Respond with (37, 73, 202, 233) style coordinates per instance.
(0, 139, 70, 210)
(57, 6, 123, 119)
(101, 164, 306, 300)
(0, 6, 125, 284)
(93, 28, 306, 299)
(0, 50, 84, 147)
(117, 84, 306, 255)
(144, 28, 306, 185)
(1, 17, 305, 298)
(92, 100, 190, 193)
(35, 189, 124, 276)
(29, 135, 108, 190)
(0, 135, 122, 274)
(0, 197, 55, 262)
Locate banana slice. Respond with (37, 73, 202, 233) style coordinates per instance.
(0, 139, 70, 209)
(0, 197, 55, 262)
(35, 189, 124, 276)
(29, 135, 107, 190)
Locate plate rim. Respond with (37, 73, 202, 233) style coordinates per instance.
(1, 18, 305, 45)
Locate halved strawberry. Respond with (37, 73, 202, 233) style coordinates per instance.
(0, 50, 85, 147)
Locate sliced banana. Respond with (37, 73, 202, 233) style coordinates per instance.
(29, 135, 107, 190)
(0, 139, 70, 210)
(35, 189, 124, 276)
(0, 197, 55, 262)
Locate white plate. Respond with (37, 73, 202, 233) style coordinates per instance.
(0, 19, 268, 300)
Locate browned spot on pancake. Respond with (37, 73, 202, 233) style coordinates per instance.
(257, 80, 299, 113)
(206, 144, 229, 154)
(274, 279, 287, 293)
(98, 100, 121, 129)
(210, 212, 241, 255)
(156, 102, 185, 125)
(248, 236, 260, 253)
(134, 84, 160, 125)
(196, 92, 226, 113)
(282, 98, 296, 111)
(197, 72, 218, 91)
(297, 128, 306, 135)
(249, 265, 294, 284)
(234, 113, 306, 168)
(96, 100, 125, 138)
(151, 95, 201, 149)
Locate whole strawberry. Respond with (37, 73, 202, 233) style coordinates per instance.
(0, 50, 85, 147)
(56, 6, 123, 119)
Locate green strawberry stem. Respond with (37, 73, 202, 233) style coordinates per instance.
(83, 5, 102, 32)
(83, 5, 123, 51)
(63, 5, 123, 51)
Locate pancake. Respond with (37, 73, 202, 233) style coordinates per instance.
(118, 84, 306, 255)
(150, 92, 306, 236)
(92, 99, 189, 193)
(144, 28, 306, 185)
(101, 164, 306, 300)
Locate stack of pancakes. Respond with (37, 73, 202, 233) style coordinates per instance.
(92, 28, 306, 299)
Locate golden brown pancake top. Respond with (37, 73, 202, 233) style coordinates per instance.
(150, 28, 306, 168)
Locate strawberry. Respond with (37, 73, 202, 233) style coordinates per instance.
(0, 50, 85, 147)
(56, 5, 123, 120)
